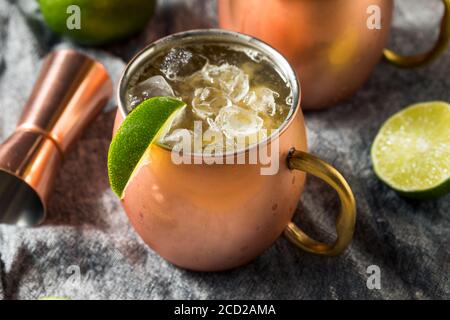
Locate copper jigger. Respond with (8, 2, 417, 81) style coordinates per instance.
(0, 50, 113, 226)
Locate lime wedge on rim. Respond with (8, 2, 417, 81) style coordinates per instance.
(108, 97, 185, 198)
(371, 101, 450, 199)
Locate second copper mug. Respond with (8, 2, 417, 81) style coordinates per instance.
(219, 0, 450, 109)
(114, 30, 356, 271)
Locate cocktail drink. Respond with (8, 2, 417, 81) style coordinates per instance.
(126, 42, 293, 154)
(113, 30, 356, 271)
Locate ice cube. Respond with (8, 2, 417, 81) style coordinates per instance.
(192, 87, 232, 119)
(160, 48, 207, 80)
(206, 117, 221, 133)
(243, 86, 279, 116)
(127, 75, 175, 109)
(186, 63, 250, 103)
(205, 63, 250, 102)
(212, 105, 263, 138)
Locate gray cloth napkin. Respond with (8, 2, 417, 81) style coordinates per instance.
(0, 0, 449, 300)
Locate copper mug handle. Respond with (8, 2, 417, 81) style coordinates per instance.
(384, 0, 450, 67)
(285, 149, 356, 256)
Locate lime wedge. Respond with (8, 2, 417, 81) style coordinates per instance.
(371, 101, 450, 199)
(108, 97, 185, 198)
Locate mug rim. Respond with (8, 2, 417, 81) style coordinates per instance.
(117, 28, 301, 158)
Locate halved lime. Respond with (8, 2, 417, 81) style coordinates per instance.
(108, 97, 185, 198)
(371, 101, 450, 199)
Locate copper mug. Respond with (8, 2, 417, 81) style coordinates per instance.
(219, 0, 450, 109)
(114, 30, 356, 271)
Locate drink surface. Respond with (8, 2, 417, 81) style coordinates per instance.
(126, 43, 293, 154)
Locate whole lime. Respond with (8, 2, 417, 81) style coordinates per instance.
(38, 0, 157, 45)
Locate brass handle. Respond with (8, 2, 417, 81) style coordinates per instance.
(285, 150, 356, 256)
(384, 0, 450, 67)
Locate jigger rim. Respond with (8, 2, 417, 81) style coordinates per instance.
(55, 48, 112, 75)
(117, 28, 302, 158)
(0, 168, 47, 226)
